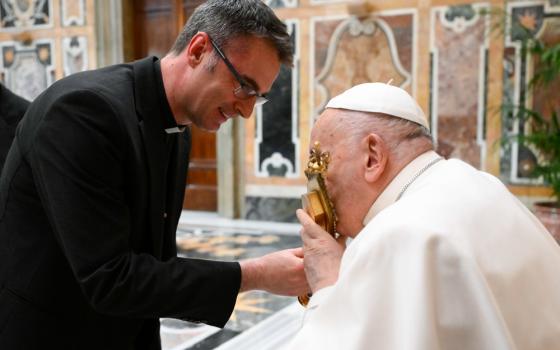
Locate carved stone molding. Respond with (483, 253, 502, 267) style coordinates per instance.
(1, 40, 55, 100)
(313, 14, 414, 119)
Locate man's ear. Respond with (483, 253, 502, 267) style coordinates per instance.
(185, 32, 210, 67)
(364, 133, 387, 183)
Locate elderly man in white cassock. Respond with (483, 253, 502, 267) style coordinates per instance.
(286, 83, 560, 350)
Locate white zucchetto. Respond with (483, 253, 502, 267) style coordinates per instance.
(325, 82, 429, 129)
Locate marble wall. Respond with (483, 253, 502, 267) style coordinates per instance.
(7, 1, 555, 221)
(501, 1, 560, 185)
(0, 0, 95, 101)
(243, 0, 560, 222)
(430, 4, 488, 169)
(255, 21, 300, 179)
(313, 13, 414, 117)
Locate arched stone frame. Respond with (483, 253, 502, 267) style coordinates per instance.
(0, 0, 53, 30)
(310, 10, 417, 127)
(0, 39, 55, 100)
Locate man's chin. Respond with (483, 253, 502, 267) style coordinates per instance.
(194, 120, 221, 132)
(206, 114, 232, 132)
(199, 126, 219, 133)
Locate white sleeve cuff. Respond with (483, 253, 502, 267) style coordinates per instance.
(308, 285, 334, 309)
(302, 286, 334, 324)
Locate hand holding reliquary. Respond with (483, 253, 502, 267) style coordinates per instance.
(298, 141, 338, 306)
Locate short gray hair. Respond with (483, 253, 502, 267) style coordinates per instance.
(335, 111, 434, 152)
(170, 0, 293, 66)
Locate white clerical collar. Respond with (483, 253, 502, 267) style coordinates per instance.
(165, 126, 186, 134)
(362, 150, 442, 226)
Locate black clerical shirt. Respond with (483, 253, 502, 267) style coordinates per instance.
(154, 60, 185, 236)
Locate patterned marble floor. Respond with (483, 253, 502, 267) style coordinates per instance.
(160, 212, 305, 350)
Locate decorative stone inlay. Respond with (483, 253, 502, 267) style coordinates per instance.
(501, 2, 560, 184)
(0, 0, 51, 29)
(261, 152, 294, 177)
(169, 228, 302, 349)
(1, 40, 54, 100)
(314, 15, 413, 118)
(62, 35, 87, 76)
(264, 0, 297, 8)
(255, 21, 299, 178)
(441, 4, 478, 33)
(61, 0, 85, 27)
(431, 4, 488, 169)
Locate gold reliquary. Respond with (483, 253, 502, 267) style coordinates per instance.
(298, 141, 338, 306)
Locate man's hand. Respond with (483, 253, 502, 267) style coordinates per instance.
(239, 247, 309, 296)
(296, 209, 346, 293)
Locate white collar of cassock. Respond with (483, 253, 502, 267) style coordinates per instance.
(165, 126, 186, 134)
(362, 150, 442, 226)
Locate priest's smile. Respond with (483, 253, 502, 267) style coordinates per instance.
(219, 108, 232, 123)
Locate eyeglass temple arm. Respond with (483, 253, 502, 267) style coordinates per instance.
(209, 39, 248, 87)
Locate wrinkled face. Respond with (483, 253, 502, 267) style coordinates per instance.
(184, 35, 281, 131)
(310, 110, 369, 237)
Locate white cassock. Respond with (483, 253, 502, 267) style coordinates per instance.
(286, 150, 560, 350)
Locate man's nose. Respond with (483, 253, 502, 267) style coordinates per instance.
(235, 97, 257, 119)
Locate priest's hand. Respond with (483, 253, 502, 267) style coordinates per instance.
(238, 247, 309, 296)
(296, 209, 346, 293)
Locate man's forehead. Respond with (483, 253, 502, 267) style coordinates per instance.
(309, 126, 335, 154)
(311, 109, 341, 139)
(226, 36, 280, 92)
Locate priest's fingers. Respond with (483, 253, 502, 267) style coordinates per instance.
(291, 246, 304, 258)
(239, 248, 309, 296)
(259, 248, 309, 296)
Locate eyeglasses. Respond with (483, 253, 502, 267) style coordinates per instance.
(209, 38, 268, 106)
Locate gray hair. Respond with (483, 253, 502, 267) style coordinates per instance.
(335, 111, 434, 155)
(170, 0, 293, 66)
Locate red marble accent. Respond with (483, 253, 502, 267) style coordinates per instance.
(534, 203, 560, 243)
(434, 11, 486, 169)
(315, 18, 344, 74)
(532, 17, 560, 125)
(382, 14, 413, 75)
